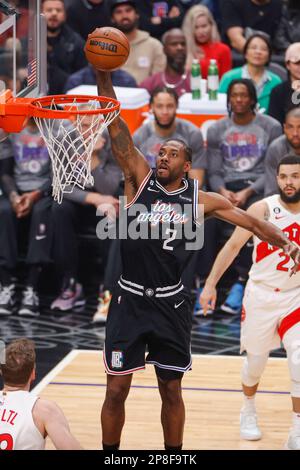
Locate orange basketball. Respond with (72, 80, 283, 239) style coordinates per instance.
(84, 27, 130, 71)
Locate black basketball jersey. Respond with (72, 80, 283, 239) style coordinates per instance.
(119, 169, 201, 290)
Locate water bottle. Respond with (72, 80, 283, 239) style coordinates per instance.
(208, 59, 219, 101)
(191, 59, 201, 100)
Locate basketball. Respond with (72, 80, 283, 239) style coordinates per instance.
(84, 27, 130, 71)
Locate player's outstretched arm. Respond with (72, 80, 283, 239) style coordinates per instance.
(200, 201, 266, 315)
(201, 191, 300, 274)
(95, 69, 150, 190)
(34, 399, 82, 450)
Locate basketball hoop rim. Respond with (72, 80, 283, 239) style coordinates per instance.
(29, 94, 120, 119)
(0, 91, 120, 132)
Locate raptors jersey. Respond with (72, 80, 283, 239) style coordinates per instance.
(249, 195, 300, 290)
(0, 391, 45, 450)
(120, 170, 201, 289)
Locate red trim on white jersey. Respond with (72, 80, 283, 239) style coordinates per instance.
(278, 307, 300, 339)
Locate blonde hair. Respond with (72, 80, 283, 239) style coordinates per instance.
(182, 5, 220, 70)
(1, 338, 35, 386)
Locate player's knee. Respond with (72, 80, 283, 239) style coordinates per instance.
(283, 325, 300, 390)
(285, 341, 300, 397)
(241, 353, 269, 387)
(106, 381, 130, 406)
(290, 379, 300, 398)
(159, 379, 183, 406)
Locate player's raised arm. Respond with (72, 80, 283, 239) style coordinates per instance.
(95, 69, 150, 189)
(200, 201, 265, 315)
(201, 191, 300, 274)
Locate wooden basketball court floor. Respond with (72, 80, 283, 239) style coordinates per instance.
(32, 350, 292, 450)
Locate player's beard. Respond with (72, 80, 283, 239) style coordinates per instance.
(279, 187, 300, 203)
(47, 24, 63, 34)
(114, 18, 138, 34)
(168, 55, 186, 74)
(154, 113, 176, 130)
(156, 167, 181, 185)
(156, 172, 173, 185)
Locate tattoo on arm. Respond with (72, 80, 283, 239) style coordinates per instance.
(112, 120, 134, 159)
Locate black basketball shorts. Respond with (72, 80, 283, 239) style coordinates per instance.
(103, 288, 193, 378)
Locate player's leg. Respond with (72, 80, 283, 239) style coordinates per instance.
(280, 321, 300, 450)
(101, 373, 133, 449)
(239, 282, 279, 440)
(102, 291, 148, 448)
(147, 293, 192, 450)
(156, 369, 185, 450)
(51, 200, 84, 311)
(0, 196, 18, 314)
(240, 352, 269, 440)
(22, 196, 53, 316)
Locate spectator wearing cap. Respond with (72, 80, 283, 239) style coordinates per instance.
(66, 0, 111, 40)
(219, 33, 281, 114)
(110, 0, 166, 84)
(139, 28, 191, 97)
(268, 43, 300, 126)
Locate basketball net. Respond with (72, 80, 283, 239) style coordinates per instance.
(33, 97, 120, 203)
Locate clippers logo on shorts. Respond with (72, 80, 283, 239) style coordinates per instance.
(111, 351, 124, 369)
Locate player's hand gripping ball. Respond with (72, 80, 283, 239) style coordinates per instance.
(84, 27, 130, 71)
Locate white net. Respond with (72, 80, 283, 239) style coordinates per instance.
(33, 97, 120, 203)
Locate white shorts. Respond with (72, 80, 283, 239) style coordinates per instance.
(241, 279, 300, 355)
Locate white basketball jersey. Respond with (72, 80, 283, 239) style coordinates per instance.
(0, 390, 45, 450)
(249, 195, 300, 290)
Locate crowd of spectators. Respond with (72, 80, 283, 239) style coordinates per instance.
(1, 0, 300, 321)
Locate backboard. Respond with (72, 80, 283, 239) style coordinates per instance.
(0, 0, 47, 99)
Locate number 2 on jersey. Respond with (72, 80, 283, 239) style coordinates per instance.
(163, 228, 177, 251)
(277, 252, 290, 272)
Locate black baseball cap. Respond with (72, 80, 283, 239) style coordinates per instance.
(110, 0, 137, 13)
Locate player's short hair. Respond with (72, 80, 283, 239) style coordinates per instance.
(284, 107, 300, 122)
(227, 79, 257, 115)
(163, 138, 192, 162)
(150, 86, 179, 105)
(0, 338, 36, 386)
(277, 154, 300, 173)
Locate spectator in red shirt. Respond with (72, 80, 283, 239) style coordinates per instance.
(182, 4, 232, 79)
